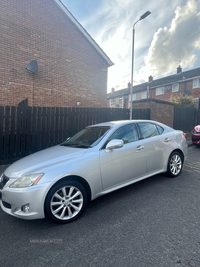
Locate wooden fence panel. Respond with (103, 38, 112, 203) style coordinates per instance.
(0, 107, 4, 161)
(173, 107, 197, 132)
(197, 109, 200, 125)
(0, 106, 150, 164)
(9, 106, 16, 161)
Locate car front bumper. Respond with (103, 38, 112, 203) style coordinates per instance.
(1, 182, 49, 220)
(192, 134, 200, 145)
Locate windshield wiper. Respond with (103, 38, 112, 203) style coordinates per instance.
(60, 142, 91, 148)
(60, 143, 72, 147)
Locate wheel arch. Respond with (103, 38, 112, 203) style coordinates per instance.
(43, 175, 91, 223)
(46, 175, 92, 201)
(170, 149, 185, 163)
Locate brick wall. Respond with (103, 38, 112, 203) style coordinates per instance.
(132, 99, 175, 127)
(149, 80, 200, 101)
(0, 0, 109, 107)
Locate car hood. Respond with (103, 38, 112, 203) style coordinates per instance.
(4, 145, 87, 178)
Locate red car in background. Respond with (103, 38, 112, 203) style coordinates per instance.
(192, 125, 200, 145)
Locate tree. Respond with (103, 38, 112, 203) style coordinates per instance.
(170, 94, 195, 107)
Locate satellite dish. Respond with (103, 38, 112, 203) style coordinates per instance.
(26, 60, 38, 74)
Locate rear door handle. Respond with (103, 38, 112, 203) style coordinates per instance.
(164, 138, 171, 142)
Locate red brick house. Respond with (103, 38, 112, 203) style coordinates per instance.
(107, 66, 200, 109)
(0, 0, 113, 107)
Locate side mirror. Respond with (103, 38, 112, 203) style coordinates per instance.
(106, 139, 124, 151)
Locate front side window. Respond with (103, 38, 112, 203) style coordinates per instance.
(193, 78, 200, 88)
(156, 87, 164, 95)
(172, 83, 179, 92)
(107, 124, 139, 144)
(138, 122, 163, 139)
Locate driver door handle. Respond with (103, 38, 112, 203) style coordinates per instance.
(136, 145, 144, 151)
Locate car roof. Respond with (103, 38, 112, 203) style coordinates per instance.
(88, 120, 165, 128)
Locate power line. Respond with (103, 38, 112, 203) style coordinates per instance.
(123, 30, 200, 80)
(148, 30, 200, 64)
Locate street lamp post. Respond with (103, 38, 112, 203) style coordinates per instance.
(130, 11, 151, 120)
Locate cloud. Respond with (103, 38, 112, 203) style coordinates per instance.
(145, 0, 200, 78)
(81, 0, 155, 89)
(63, 0, 200, 90)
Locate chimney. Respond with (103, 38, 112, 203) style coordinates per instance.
(148, 75, 153, 82)
(177, 65, 182, 74)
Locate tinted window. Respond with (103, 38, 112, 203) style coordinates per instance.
(107, 124, 139, 144)
(138, 122, 163, 139)
(61, 126, 110, 148)
(157, 125, 164, 134)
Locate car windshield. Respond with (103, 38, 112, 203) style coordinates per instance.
(61, 126, 110, 148)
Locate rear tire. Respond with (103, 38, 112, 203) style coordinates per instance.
(166, 151, 183, 178)
(44, 180, 88, 223)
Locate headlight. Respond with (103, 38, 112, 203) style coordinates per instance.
(9, 173, 44, 188)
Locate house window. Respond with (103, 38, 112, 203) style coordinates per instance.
(141, 91, 147, 99)
(156, 87, 164, 95)
(119, 97, 123, 104)
(132, 94, 136, 101)
(172, 83, 179, 92)
(110, 99, 115, 105)
(193, 78, 200, 88)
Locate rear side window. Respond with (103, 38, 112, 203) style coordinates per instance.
(157, 125, 164, 134)
(138, 122, 164, 139)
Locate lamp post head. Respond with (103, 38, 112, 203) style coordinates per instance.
(140, 11, 151, 20)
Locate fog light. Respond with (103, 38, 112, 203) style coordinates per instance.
(22, 204, 30, 213)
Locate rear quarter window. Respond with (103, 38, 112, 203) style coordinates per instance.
(138, 122, 164, 139)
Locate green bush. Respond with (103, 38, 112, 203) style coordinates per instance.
(170, 94, 195, 107)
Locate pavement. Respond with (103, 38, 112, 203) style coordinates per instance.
(0, 135, 193, 176)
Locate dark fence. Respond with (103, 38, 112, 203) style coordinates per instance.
(0, 105, 150, 164)
(197, 109, 200, 125)
(173, 107, 199, 133)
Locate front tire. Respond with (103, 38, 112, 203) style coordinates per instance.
(44, 180, 88, 224)
(166, 151, 183, 178)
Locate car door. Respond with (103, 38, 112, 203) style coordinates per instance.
(99, 123, 147, 191)
(137, 122, 172, 175)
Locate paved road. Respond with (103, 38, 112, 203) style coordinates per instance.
(0, 146, 200, 267)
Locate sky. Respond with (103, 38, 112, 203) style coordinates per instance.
(62, 0, 200, 92)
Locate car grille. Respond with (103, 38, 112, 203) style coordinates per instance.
(192, 136, 200, 141)
(0, 174, 10, 190)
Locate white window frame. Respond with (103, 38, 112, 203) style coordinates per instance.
(141, 91, 147, 99)
(193, 78, 200, 88)
(119, 97, 123, 104)
(172, 83, 179, 92)
(131, 93, 136, 101)
(156, 87, 164, 95)
(110, 99, 115, 105)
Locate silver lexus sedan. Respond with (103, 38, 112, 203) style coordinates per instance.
(0, 120, 188, 224)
